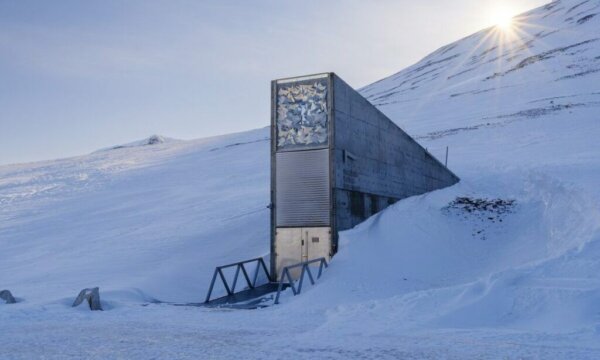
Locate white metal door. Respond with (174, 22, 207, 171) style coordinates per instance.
(275, 226, 331, 279)
(301, 230, 309, 262)
(303, 227, 331, 263)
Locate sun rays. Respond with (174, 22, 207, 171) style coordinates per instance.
(366, 1, 564, 126)
(490, 6, 515, 31)
(404, 5, 561, 120)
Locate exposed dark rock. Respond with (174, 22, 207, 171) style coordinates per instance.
(567, 0, 591, 14)
(577, 14, 596, 24)
(542, 6, 565, 19)
(445, 197, 516, 214)
(443, 197, 517, 241)
(209, 138, 269, 152)
(450, 87, 495, 98)
(447, 67, 477, 80)
(544, 1, 561, 11)
(146, 135, 163, 145)
(491, 103, 585, 119)
(0, 290, 16, 304)
(485, 39, 600, 80)
(72, 287, 103, 311)
(557, 68, 600, 80)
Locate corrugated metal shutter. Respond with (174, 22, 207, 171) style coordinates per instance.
(275, 149, 330, 227)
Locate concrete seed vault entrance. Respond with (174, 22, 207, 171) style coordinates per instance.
(270, 72, 459, 279)
(204, 72, 459, 308)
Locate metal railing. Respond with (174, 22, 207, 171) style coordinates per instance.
(204, 257, 271, 303)
(274, 257, 328, 304)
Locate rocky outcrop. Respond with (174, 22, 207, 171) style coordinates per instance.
(72, 287, 103, 311)
(0, 290, 16, 304)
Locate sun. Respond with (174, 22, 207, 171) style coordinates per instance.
(489, 6, 515, 31)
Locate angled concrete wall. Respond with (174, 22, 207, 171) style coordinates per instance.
(331, 74, 459, 238)
(270, 72, 459, 273)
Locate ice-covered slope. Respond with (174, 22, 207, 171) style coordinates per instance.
(0, 128, 271, 302)
(361, 0, 600, 141)
(355, 0, 600, 223)
(2, 0, 600, 358)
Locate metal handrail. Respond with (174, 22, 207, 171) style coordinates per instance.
(274, 257, 328, 304)
(204, 257, 271, 303)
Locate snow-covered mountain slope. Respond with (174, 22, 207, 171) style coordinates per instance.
(0, 128, 271, 302)
(359, 0, 600, 200)
(361, 0, 600, 140)
(2, 0, 600, 358)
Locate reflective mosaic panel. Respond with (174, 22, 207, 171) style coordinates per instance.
(276, 79, 328, 149)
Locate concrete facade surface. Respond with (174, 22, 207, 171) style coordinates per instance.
(271, 72, 459, 276)
(331, 74, 459, 233)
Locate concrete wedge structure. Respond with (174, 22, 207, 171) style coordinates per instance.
(270, 72, 459, 278)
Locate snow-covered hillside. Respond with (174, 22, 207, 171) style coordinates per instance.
(0, 130, 271, 303)
(2, 0, 600, 358)
(361, 0, 600, 140)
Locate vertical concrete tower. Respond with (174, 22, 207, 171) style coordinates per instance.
(270, 73, 459, 278)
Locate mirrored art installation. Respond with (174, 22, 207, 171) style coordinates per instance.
(276, 79, 328, 149)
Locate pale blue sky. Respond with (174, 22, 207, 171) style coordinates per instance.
(0, 0, 548, 165)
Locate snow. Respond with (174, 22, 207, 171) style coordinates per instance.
(2, 0, 600, 358)
(93, 134, 177, 152)
(0, 128, 271, 303)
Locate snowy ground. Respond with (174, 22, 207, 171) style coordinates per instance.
(2, 0, 600, 358)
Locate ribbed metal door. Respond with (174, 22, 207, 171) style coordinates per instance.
(275, 149, 330, 227)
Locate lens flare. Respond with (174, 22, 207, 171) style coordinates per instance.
(490, 6, 515, 31)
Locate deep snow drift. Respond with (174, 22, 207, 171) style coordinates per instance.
(2, 0, 600, 358)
